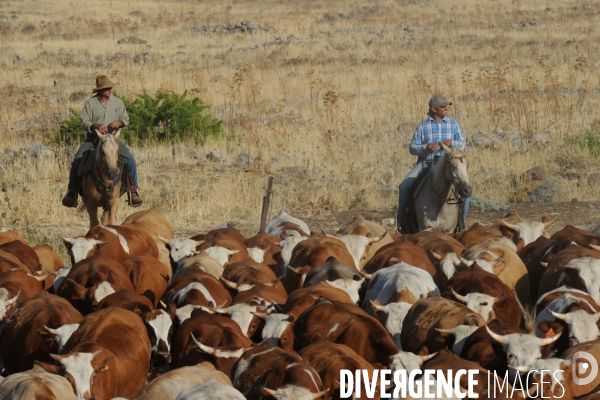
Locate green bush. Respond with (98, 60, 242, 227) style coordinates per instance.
(469, 195, 510, 212)
(49, 91, 224, 147)
(567, 129, 600, 157)
(121, 90, 225, 145)
(48, 108, 84, 146)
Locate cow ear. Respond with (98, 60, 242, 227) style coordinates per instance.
(67, 279, 87, 300)
(166, 301, 177, 316)
(34, 360, 64, 374)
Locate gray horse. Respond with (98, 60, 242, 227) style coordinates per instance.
(413, 143, 472, 233)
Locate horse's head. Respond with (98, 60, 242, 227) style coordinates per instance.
(95, 129, 121, 181)
(441, 143, 472, 198)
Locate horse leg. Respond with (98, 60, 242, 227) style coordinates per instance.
(86, 203, 100, 229)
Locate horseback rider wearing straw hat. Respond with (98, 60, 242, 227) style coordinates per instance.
(62, 75, 143, 208)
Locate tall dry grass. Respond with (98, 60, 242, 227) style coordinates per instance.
(0, 0, 599, 252)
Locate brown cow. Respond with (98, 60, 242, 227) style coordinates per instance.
(1, 292, 83, 374)
(55, 252, 134, 315)
(33, 244, 65, 290)
(0, 240, 40, 273)
(400, 296, 486, 355)
(123, 253, 169, 306)
(0, 227, 27, 245)
(299, 337, 379, 400)
(97, 289, 155, 313)
(36, 307, 151, 400)
(161, 268, 232, 308)
(285, 236, 356, 294)
(245, 230, 284, 277)
(232, 342, 326, 400)
(538, 244, 600, 304)
(442, 264, 522, 326)
(0, 269, 44, 323)
(518, 236, 559, 306)
(453, 223, 503, 249)
(62, 224, 158, 266)
(294, 298, 398, 366)
(551, 225, 600, 250)
(171, 309, 253, 377)
(122, 207, 174, 277)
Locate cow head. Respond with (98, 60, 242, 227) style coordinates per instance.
(389, 351, 437, 374)
(203, 246, 240, 267)
(370, 300, 412, 350)
(261, 386, 329, 400)
(210, 302, 270, 339)
(41, 323, 80, 352)
(435, 323, 481, 355)
(559, 258, 600, 304)
(497, 217, 552, 251)
(335, 234, 385, 269)
(61, 237, 108, 266)
(324, 278, 364, 304)
(157, 235, 204, 265)
(430, 250, 463, 280)
(257, 312, 296, 350)
(0, 288, 19, 320)
(451, 289, 502, 322)
(546, 308, 600, 347)
(143, 301, 177, 365)
(37, 348, 114, 400)
(486, 325, 562, 377)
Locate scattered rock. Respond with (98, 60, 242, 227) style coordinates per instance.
(237, 153, 256, 165)
(117, 36, 148, 45)
(18, 143, 54, 160)
(521, 166, 546, 182)
(588, 173, 600, 186)
(532, 133, 552, 145)
(206, 150, 223, 162)
(527, 179, 564, 203)
(468, 130, 502, 149)
(280, 166, 308, 174)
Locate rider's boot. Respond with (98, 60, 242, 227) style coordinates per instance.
(129, 191, 143, 207)
(62, 158, 81, 208)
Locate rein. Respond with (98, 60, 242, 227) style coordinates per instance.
(90, 138, 122, 211)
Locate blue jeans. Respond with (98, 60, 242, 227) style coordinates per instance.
(397, 160, 470, 229)
(68, 140, 138, 191)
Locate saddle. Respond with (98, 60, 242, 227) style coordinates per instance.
(77, 147, 137, 206)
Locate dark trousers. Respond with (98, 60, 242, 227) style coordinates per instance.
(67, 139, 138, 191)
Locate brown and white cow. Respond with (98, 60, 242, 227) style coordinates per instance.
(0, 239, 40, 273)
(535, 286, 600, 354)
(62, 224, 158, 266)
(0, 269, 44, 324)
(55, 252, 134, 315)
(518, 236, 559, 306)
(285, 236, 356, 294)
(123, 253, 169, 306)
(462, 239, 530, 306)
(492, 209, 552, 251)
(246, 230, 284, 277)
(33, 244, 65, 290)
(175, 250, 224, 279)
(264, 209, 312, 238)
(175, 377, 245, 400)
(442, 263, 522, 326)
(551, 225, 600, 250)
(363, 262, 440, 348)
(407, 228, 466, 285)
(0, 365, 77, 400)
(400, 296, 486, 355)
(136, 362, 233, 400)
(232, 342, 326, 400)
(196, 227, 249, 267)
(170, 309, 253, 377)
(453, 223, 503, 249)
(161, 269, 232, 308)
(0, 227, 27, 245)
(538, 244, 600, 304)
(303, 257, 364, 304)
(336, 215, 394, 269)
(36, 307, 151, 400)
(122, 207, 174, 277)
(299, 337, 379, 400)
(1, 292, 83, 374)
(294, 298, 398, 366)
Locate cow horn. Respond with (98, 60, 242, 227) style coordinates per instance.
(564, 263, 578, 270)
(61, 236, 73, 244)
(430, 249, 443, 260)
(543, 218, 552, 228)
(389, 257, 399, 263)
(195, 240, 205, 247)
(312, 389, 329, 399)
(287, 265, 302, 274)
(435, 328, 454, 335)
(420, 352, 437, 361)
(96, 130, 106, 140)
(262, 388, 277, 397)
(156, 234, 170, 245)
(359, 269, 372, 279)
(590, 244, 600, 252)
(210, 306, 231, 314)
(485, 325, 506, 344)
(368, 234, 385, 244)
(220, 277, 239, 289)
(499, 220, 517, 230)
(190, 333, 216, 355)
(44, 325, 60, 335)
(540, 262, 548, 268)
(508, 365, 530, 373)
(27, 272, 47, 282)
(251, 311, 268, 319)
(227, 249, 240, 256)
(370, 300, 386, 313)
(459, 256, 473, 266)
(93, 239, 109, 246)
(265, 276, 283, 287)
(548, 308, 567, 321)
(539, 330, 562, 346)
(160, 300, 167, 308)
(5, 291, 20, 306)
(493, 252, 505, 266)
(493, 293, 505, 303)
(452, 289, 466, 303)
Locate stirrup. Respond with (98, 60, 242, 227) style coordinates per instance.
(127, 191, 143, 207)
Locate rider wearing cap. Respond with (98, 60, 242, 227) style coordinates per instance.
(62, 75, 143, 208)
(396, 94, 470, 233)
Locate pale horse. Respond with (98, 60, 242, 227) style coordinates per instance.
(80, 129, 123, 229)
(413, 143, 472, 234)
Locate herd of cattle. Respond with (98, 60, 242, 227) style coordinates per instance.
(2, 207, 600, 399)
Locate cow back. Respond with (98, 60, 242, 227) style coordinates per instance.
(123, 253, 168, 306)
(0, 240, 40, 273)
(363, 240, 438, 283)
(0, 365, 77, 400)
(162, 269, 232, 308)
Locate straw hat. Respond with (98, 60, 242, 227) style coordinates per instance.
(92, 75, 118, 93)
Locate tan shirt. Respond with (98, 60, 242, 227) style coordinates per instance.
(81, 94, 130, 133)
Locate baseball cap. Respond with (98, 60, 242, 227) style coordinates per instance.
(429, 95, 452, 108)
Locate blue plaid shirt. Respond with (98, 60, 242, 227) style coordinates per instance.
(409, 116, 465, 162)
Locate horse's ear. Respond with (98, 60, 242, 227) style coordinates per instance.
(96, 130, 106, 140)
(113, 129, 121, 140)
(440, 142, 451, 153)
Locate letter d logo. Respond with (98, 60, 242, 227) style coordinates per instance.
(572, 351, 599, 386)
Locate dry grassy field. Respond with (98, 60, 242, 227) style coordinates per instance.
(1, 0, 599, 260)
